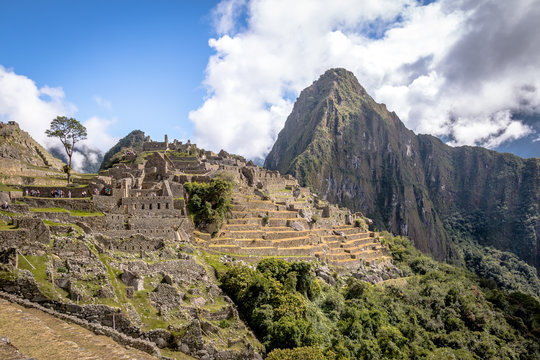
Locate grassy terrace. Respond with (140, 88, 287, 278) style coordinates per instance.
(0, 183, 22, 192)
(0, 219, 17, 230)
(30, 207, 105, 217)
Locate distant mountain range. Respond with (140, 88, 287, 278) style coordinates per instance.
(265, 68, 540, 271)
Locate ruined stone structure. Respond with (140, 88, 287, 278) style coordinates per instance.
(0, 134, 391, 359)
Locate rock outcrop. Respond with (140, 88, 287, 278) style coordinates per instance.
(265, 68, 540, 269)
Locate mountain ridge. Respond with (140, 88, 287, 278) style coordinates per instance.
(265, 68, 539, 270)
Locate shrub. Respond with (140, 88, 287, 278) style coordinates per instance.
(184, 179, 232, 230)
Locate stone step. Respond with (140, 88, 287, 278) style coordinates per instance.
(235, 238, 275, 247)
(322, 235, 345, 243)
(193, 231, 211, 241)
(345, 232, 373, 241)
(271, 235, 311, 247)
(227, 217, 262, 225)
(211, 238, 275, 247)
(339, 238, 375, 249)
(223, 223, 261, 231)
(275, 246, 318, 256)
(263, 226, 294, 232)
(325, 252, 354, 261)
(347, 245, 384, 256)
(326, 241, 341, 249)
(332, 227, 367, 236)
(265, 230, 310, 240)
(230, 211, 262, 219)
(266, 210, 299, 219)
(225, 230, 265, 239)
(231, 201, 277, 211)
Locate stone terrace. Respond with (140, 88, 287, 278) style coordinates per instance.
(195, 185, 390, 268)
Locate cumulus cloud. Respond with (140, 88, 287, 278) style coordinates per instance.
(191, 0, 540, 159)
(0, 65, 75, 146)
(0, 66, 118, 172)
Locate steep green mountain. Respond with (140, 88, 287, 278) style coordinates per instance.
(265, 68, 540, 271)
(99, 129, 145, 170)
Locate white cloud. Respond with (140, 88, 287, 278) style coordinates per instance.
(82, 116, 118, 152)
(191, 0, 540, 159)
(0, 66, 118, 172)
(0, 65, 75, 146)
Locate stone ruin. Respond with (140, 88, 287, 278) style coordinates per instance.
(0, 135, 391, 359)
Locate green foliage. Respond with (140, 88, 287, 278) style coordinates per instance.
(266, 346, 327, 360)
(218, 319, 232, 329)
(184, 179, 232, 230)
(46, 116, 87, 182)
(220, 234, 540, 359)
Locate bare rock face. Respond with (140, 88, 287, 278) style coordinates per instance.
(264, 68, 540, 269)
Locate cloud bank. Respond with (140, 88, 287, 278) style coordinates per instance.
(0, 66, 117, 172)
(190, 0, 540, 159)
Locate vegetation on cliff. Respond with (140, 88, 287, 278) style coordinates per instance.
(264, 68, 539, 274)
(219, 234, 540, 359)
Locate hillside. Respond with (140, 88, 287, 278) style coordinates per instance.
(0, 130, 539, 359)
(99, 129, 146, 170)
(0, 121, 66, 185)
(265, 68, 540, 272)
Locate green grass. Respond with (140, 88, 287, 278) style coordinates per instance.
(70, 210, 104, 217)
(0, 183, 22, 191)
(0, 219, 17, 230)
(30, 207, 69, 213)
(0, 210, 22, 217)
(17, 254, 68, 300)
(43, 220, 84, 236)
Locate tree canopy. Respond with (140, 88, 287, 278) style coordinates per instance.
(46, 116, 87, 182)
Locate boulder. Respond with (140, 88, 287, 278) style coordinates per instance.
(289, 221, 305, 231)
(191, 296, 207, 307)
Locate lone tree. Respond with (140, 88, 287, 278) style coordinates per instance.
(46, 116, 87, 183)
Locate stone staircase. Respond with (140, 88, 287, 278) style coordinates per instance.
(195, 188, 390, 268)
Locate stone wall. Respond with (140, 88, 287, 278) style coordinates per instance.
(97, 235, 165, 253)
(20, 197, 96, 211)
(22, 186, 96, 198)
(142, 141, 167, 151)
(93, 195, 121, 213)
(127, 217, 182, 230)
(13, 217, 50, 244)
(122, 196, 178, 215)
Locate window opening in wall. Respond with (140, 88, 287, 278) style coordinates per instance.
(142, 204, 145, 210)
(157, 203, 161, 210)
(149, 203, 152, 210)
(165, 203, 169, 209)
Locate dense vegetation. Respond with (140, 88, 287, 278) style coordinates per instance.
(184, 178, 232, 230)
(218, 234, 540, 359)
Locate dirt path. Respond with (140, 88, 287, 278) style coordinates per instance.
(0, 298, 156, 360)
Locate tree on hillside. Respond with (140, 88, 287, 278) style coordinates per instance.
(46, 116, 87, 183)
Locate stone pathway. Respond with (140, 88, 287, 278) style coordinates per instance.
(0, 299, 156, 360)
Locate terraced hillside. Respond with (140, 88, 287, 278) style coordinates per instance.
(195, 184, 390, 269)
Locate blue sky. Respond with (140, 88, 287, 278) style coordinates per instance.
(0, 0, 217, 142)
(0, 0, 538, 167)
